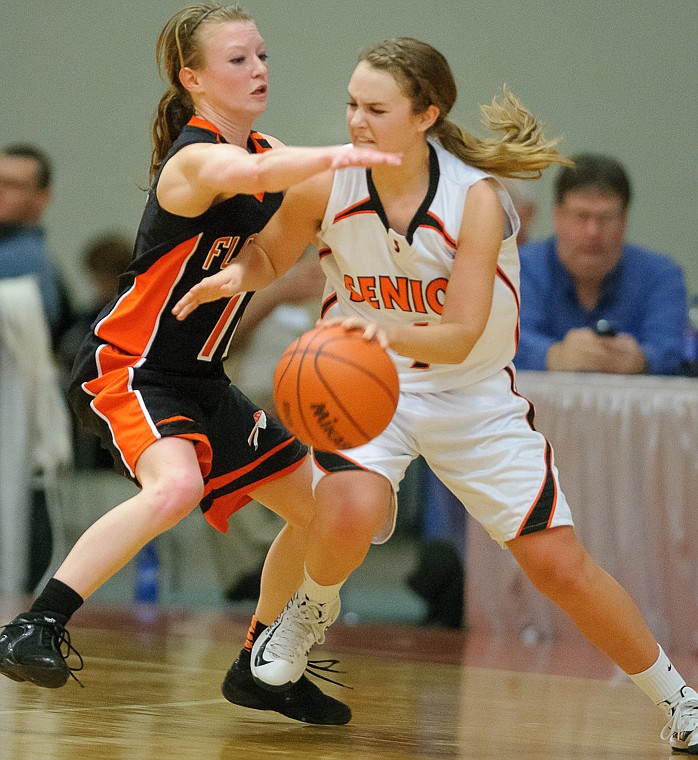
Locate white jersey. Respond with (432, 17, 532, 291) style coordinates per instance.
(317, 140, 521, 392)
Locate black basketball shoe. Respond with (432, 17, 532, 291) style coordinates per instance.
(221, 649, 351, 725)
(0, 612, 83, 688)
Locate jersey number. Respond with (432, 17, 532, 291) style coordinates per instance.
(198, 294, 247, 361)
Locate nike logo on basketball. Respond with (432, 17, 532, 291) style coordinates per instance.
(309, 403, 353, 450)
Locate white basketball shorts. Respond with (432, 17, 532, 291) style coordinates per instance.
(311, 366, 573, 546)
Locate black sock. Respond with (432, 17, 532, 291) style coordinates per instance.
(251, 618, 267, 643)
(29, 578, 84, 625)
(243, 614, 268, 653)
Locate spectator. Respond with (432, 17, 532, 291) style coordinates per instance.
(57, 232, 133, 469)
(515, 153, 688, 374)
(57, 232, 133, 377)
(0, 144, 71, 341)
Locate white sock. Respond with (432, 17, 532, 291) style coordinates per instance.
(628, 644, 690, 717)
(299, 566, 345, 605)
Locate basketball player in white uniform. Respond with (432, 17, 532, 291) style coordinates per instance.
(174, 37, 697, 752)
(311, 138, 568, 546)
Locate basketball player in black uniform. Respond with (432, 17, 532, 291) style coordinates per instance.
(0, 3, 398, 725)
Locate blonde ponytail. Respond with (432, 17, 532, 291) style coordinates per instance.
(435, 87, 573, 179)
(359, 38, 572, 180)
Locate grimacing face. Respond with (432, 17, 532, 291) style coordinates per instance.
(553, 187, 628, 284)
(346, 61, 435, 154)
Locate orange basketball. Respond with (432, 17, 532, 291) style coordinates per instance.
(273, 324, 400, 451)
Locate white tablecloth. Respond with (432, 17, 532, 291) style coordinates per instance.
(466, 371, 698, 654)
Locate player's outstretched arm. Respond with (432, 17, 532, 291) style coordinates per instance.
(173, 150, 371, 321)
(183, 142, 402, 199)
(161, 142, 401, 220)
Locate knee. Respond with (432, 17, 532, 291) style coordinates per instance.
(317, 494, 386, 548)
(524, 544, 593, 600)
(145, 471, 204, 529)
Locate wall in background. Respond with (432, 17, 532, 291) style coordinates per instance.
(3, 1, 697, 302)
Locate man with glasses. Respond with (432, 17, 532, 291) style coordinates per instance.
(0, 144, 64, 334)
(514, 153, 687, 375)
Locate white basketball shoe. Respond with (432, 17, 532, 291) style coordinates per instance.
(251, 592, 341, 691)
(661, 689, 698, 754)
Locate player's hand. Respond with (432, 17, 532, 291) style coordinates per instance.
(317, 316, 390, 349)
(327, 145, 402, 171)
(172, 267, 241, 320)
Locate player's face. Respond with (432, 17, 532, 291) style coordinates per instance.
(554, 188, 627, 284)
(191, 21, 269, 120)
(346, 61, 429, 153)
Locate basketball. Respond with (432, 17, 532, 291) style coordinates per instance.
(273, 324, 399, 451)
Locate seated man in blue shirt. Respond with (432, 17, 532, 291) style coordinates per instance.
(515, 154, 687, 375)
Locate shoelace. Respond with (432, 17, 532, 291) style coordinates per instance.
(306, 658, 352, 689)
(661, 697, 698, 742)
(2, 618, 85, 688)
(265, 596, 336, 662)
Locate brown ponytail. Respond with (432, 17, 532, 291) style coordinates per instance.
(149, 3, 253, 184)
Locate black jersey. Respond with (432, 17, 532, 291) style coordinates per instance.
(67, 118, 307, 523)
(87, 116, 282, 380)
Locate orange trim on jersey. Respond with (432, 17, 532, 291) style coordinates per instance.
(90, 342, 137, 377)
(504, 364, 556, 536)
(188, 116, 223, 138)
(419, 211, 457, 249)
(204, 456, 305, 533)
(96, 235, 201, 357)
(248, 131, 273, 153)
(318, 246, 332, 259)
(321, 292, 338, 318)
(247, 131, 274, 202)
(516, 475, 550, 537)
(333, 197, 373, 224)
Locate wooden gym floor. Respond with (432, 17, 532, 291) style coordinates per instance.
(1, 597, 696, 759)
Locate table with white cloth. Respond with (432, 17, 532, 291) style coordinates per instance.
(465, 371, 698, 654)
